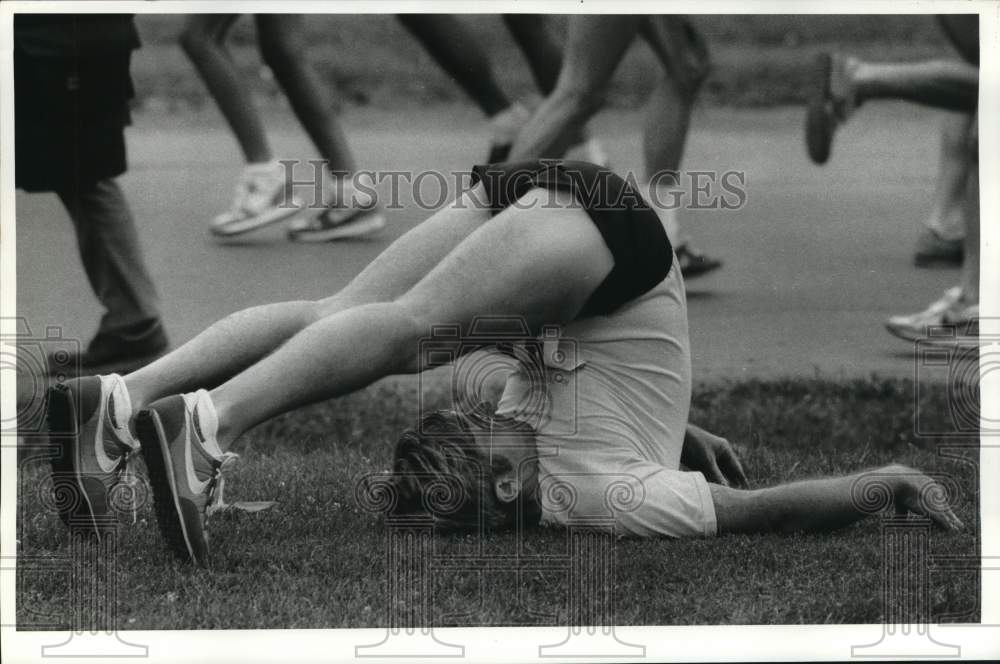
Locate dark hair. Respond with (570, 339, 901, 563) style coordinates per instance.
(390, 410, 541, 532)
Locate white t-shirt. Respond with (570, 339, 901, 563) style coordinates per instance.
(495, 263, 718, 538)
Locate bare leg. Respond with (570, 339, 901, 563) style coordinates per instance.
(851, 59, 978, 112)
(925, 113, 973, 241)
(959, 133, 979, 303)
(180, 15, 271, 163)
(502, 14, 563, 95)
(398, 14, 511, 117)
(509, 16, 641, 160)
(256, 14, 356, 174)
(640, 16, 710, 180)
(210, 188, 614, 446)
(124, 189, 494, 410)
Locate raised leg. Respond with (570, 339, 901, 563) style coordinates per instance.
(210, 188, 614, 446)
(124, 188, 494, 410)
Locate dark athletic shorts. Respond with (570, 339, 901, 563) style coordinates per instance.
(470, 160, 674, 318)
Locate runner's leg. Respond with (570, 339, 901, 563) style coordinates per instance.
(180, 15, 271, 163)
(398, 14, 511, 117)
(256, 14, 357, 174)
(508, 15, 640, 159)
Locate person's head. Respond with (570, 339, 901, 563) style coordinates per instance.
(389, 407, 541, 531)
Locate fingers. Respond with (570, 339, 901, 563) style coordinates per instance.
(718, 448, 750, 488)
(703, 457, 729, 487)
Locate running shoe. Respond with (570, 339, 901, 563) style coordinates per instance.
(913, 228, 964, 268)
(805, 53, 856, 165)
(885, 287, 979, 344)
(675, 243, 723, 279)
(137, 390, 238, 566)
(287, 204, 386, 242)
(210, 161, 302, 237)
(46, 374, 140, 537)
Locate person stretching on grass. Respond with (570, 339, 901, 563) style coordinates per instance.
(46, 160, 962, 566)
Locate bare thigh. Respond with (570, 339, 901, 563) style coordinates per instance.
(317, 185, 493, 314)
(397, 188, 615, 342)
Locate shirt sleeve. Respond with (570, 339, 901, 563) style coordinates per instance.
(539, 457, 718, 538)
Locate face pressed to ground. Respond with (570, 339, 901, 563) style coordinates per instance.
(467, 418, 541, 506)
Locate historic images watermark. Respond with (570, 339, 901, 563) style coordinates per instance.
(276, 159, 748, 213)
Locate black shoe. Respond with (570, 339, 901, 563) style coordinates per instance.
(48, 319, 168, 377)
(914, 229, 963, 268)
(676, 244, 722, 279)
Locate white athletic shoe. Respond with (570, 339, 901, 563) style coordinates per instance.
(288, 204, 386, 242)
(885, 287, 979, 345)
(210, 161, 302, 237)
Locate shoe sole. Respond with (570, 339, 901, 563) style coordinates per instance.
(210, 204, 302, 238)
(136, 409, 202, 565)
(805, 53, 834, 165)
(46, 385, 101, 535)
(288, 211, 387, 243)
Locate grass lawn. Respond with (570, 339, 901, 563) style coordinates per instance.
(16, 375, 979, 629)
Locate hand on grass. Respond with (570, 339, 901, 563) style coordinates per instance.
(682, 424, 749, 488)
(884, 465, 964, 531)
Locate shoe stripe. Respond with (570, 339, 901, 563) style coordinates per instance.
(138, 410, 199, 564)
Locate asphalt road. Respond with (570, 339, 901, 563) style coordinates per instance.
(15, 103, 974, 385)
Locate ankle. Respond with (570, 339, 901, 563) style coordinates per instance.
(208, 391, 238, 452)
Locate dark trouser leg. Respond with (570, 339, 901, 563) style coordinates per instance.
(56, 178, 166, 352)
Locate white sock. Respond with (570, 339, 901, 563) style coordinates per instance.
(106, 374, 138, 447)
(192, 389, 225, 458)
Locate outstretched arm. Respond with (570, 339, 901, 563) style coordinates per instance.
(709, 464, 963, 534)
